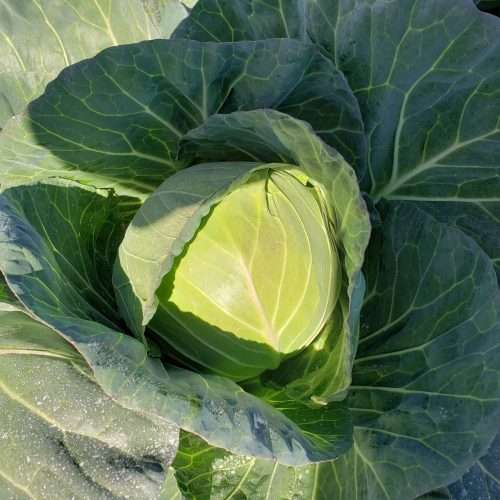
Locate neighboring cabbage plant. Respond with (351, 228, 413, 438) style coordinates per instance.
(0, 1, 500, 500)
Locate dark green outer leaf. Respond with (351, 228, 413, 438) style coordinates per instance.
(341, 201, 500, 499)
(0, 182, 352, 466)
(174, 0, 500, 281)
(0, 0, 186, 129)
(170, 202, 500, 500)
(447, 432, 500, 499)
(0, 307, 175, 500)
(3, 180, 127, 327)
(173, 0, 308, 43)
(329, 0, 500, 284)
(413, 201, 500, 284)
(0, 38, 365, 196)
(305, 0, 500, 198)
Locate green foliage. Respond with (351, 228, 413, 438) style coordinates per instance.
(447, 432, 500, 499)
(0, 38, 365, 196)
(0, 181, 352, 466)
(0, 0, 189, 129)
(0, 307, 175, 499)
(1, 0, 499, 498)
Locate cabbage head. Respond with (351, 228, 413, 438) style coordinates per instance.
(113, 110, 369, 398)
(151, 167, 341, 379)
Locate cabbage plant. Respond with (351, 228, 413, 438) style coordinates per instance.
(0, 1, 500, 499)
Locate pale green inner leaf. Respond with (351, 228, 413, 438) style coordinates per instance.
(158, 169, 338, 353)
